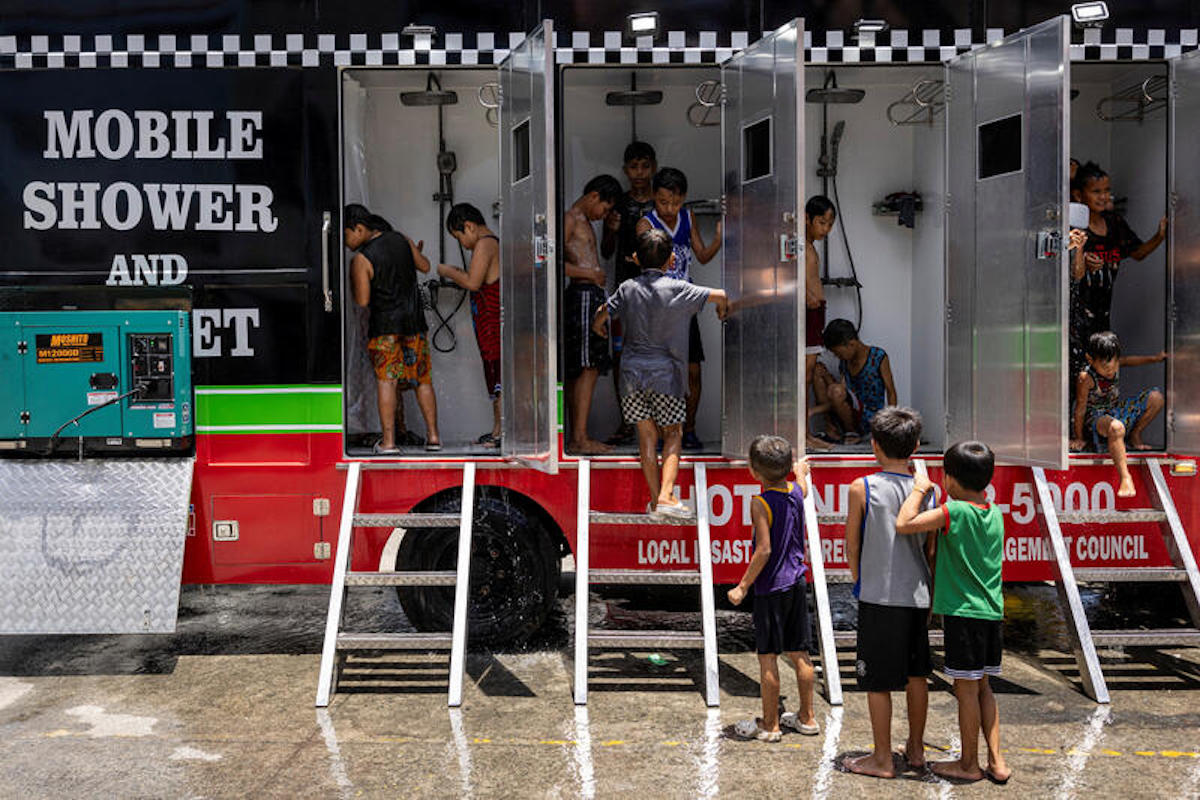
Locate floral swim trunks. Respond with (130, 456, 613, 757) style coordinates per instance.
(367, 334, 432, 388)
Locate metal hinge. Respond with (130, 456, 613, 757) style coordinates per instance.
(16, 340, 27, 355)
(1168, 409, 1176, 434)
(1036, 229, 1062, 260)
(1169, 191, 1179, 211)
(313, 541, 332, 559)
(19, 411, 29, 425)
(534, 213, 553, 265)
(313, 498, 331, 517)
(779, 234, 799, 261)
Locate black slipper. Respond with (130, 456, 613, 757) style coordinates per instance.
(984, 769, 1010, 786)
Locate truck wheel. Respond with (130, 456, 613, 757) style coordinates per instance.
(395, 490, 561, 647)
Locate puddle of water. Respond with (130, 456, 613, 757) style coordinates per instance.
(169, 746, 222, 762)
(64, 705, 156, 737)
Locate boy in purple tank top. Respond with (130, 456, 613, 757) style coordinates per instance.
(728, 436, 819, 742)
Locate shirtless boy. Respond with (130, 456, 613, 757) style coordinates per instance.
(564, 174, 623, 454)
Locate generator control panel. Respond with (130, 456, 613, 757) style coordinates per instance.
(0, 290, 192, 456)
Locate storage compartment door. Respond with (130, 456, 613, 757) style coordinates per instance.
(499, 21, 558, 473)
(944, 16, 1069, 469)
(720, 19, 804, 459)
(1168, 49, 1200, 453)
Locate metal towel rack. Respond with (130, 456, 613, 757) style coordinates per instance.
(886, 79, 945, 127)
(1095, 75, 1167, 122)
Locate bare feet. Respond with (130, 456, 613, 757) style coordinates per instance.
(985, 762, 1012, 784)
(1118, 477, 1137, 498)
(570, 438, 613, 455)
(931, 760, 984, 783)
(1128, 438, 1154, 451)
(806, 433, 832, 452)
(846, 753, 896, 779)
(900, 739, 926, 769)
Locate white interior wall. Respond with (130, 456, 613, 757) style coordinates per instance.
(561, 67, 724, 446)
(910, 97, 947, 448)
(1072, 65, 1169, 446)
(804, 66, 946, 439)
(346, 68, 501, 443)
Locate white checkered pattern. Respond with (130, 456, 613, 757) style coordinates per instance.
(0, 28, 1196, 70)
(620, 389, 687, 427)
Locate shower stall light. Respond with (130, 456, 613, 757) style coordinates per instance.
(1070, 2, 1109, 27)
(853, 19, 890, 36)
(401, 24, 438, 38)
(626, 12, 661, 40)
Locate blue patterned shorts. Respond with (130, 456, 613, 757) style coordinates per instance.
(1087, 387, 1158, 450)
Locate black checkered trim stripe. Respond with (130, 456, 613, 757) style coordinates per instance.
(0, 28, 1197, 70)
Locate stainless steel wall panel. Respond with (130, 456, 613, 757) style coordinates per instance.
(0, 459, 193, 633)
(721, 20, 804, 459)
(944, 16, 1068, 469)
(500, 22, 558, 473)
(1168, 49, 1200, 454)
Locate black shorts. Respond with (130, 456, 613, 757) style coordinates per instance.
(752, 582, 812, 655)
(563, 282, 611, 380)
(688, 315, 705, 364)
(855, 602, 931, 692)
(942, 615, 1003, 680)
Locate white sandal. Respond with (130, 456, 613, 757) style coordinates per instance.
(734, 718, 782, 742)
(781, 711, 820, 736)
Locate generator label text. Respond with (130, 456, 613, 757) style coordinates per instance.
(35, 332, 103, 363)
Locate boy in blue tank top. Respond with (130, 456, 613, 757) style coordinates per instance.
(843, 406, 933, 778)
(727, 436, 819, 742)
(635, 167, 722, 450)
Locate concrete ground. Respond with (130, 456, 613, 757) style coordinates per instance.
(1, 585, 1199, 799)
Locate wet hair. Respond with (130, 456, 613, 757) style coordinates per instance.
(446, 203, 486, 233)
(822, 318, 859, 350)
(870, 406, 923, 461)
(652, 167, 688, 196)
(1086, 330, 1122, 361)
(943, 441, 995, 493)
(623, 141, 657, 165)
(583, 174, 623, 204)
(1071, 160, 1108, 194)
(635, 228, 673, 272)
(749, 435, 793, 483)
(805, 195, 836, 219)
(344, 203, 393, 233)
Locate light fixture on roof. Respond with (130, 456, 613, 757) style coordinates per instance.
(401, 24, 438, 39)
(853, 19, 890, 38)
(625, 12, 661, 41)
(1070, 2, 1109, 27)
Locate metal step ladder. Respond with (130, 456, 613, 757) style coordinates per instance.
(1034, 458, 1200, 703)
(315, 461, 476, 708)
(804, 458, 936, 705)
(573, 459, 720, 706)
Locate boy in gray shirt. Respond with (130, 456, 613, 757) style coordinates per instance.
(593, 229, 727, 517)
(844, 406, 934, 778)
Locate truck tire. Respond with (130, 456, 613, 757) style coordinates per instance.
(395, 489, 561, 647)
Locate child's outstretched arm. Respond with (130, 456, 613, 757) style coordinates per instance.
(1071, 371, 1093, 451)
(1120, 351, 1168, 367)
(880, 354, 898, 406)
(592, 304, 610, 338)
(896, 473, 944, 535)
(844, 478, 866, 585)
(727, 497, 771, 606)
(690, 211, 722, 264)
(706, 288, 729, 320)
(437, 237, 496, 291)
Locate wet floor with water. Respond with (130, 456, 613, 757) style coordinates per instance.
(0, 581, 1198, 798)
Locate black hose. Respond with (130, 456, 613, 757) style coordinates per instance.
(829, 173, 864, 330)
(44, 383, 145, 456)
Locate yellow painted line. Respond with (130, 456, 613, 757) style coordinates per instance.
(539, 739, 573, 745)
(472, 738, 492, 744)
(601, 740, 626, 746)
(662, 741, 682, 747)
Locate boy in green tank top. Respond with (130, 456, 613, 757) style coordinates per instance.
(896, 441, 1010, 785)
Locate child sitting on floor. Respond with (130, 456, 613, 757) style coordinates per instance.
(813, 319, 897, 444)
(727, 437, 819, 742)
(1070, 330, 1166, 497)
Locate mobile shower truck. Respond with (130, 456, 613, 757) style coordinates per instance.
(1, 1, 1198, 705)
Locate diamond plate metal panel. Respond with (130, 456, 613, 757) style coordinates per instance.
(0, 458, 193, 633)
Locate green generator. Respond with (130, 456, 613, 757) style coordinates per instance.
(0, 288, 193, 455)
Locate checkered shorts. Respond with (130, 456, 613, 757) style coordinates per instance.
(619, 389, 686, 427)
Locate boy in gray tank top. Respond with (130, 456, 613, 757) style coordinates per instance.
(844, 407, 934, 779)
